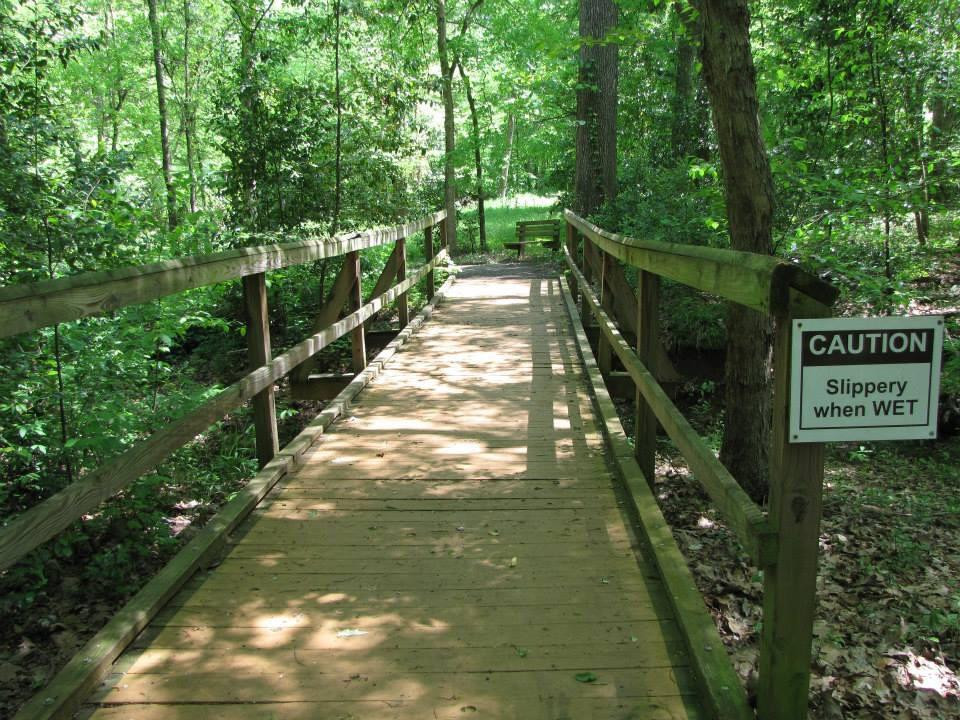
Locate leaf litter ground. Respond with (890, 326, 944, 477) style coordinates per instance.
(618, 390, 960, 719)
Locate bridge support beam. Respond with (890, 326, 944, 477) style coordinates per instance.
(242, 272, 279, 468)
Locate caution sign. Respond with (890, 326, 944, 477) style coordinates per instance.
(790, 316, 944, 442)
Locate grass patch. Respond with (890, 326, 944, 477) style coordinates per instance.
(457, 194, 561, 262)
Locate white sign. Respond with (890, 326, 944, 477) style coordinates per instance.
(790, 316, 944, 442)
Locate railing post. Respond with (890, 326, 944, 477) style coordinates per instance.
(397, 236, 409, 329)
(757, 313, 826, 720)
(346, 250, 367, 373)
(634, 270, 660, 484)
(242, 272, 279, 468)
(565, 222, 579, 301)
(424, 224, 435, 301)
(580, 238, 593, 321)
(597, 250, 613, 376)
(439, 215, 448, 250)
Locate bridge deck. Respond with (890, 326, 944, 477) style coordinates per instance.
(84, 265, 702, 719)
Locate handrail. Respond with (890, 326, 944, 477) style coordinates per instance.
(563, 209, 837, 720)
(0, 210, 446, 338)
(0, 209, 448, 572)
(565, 248, 777, 566)
(564, 209, 837, 316)
(0, 252, 447, 571)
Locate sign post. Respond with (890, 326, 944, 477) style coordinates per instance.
(790, 317, 944, 443)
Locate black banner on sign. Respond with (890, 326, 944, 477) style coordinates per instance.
(800, 329, 935, 367)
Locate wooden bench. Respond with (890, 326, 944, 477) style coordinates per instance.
(504, 219, 561, 258)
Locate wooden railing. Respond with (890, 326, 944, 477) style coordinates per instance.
(0, 209, 448, 573)
(562, 209, 838, 720)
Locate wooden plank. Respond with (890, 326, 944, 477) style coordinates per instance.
(85, 697, 704, 720)
(14, 270, 458, 720)
(288, 372, 353, 401)
(132, 618, 674, 653)
(424, 224, 435, 300)
(153, 599, 665, 630)
(564, 209, 836, 316)
(289, 260, 355, 384)
(347, 250, 367, 372)
(397, 237, 409, 328)
(598, 248, 614, 376)
(558, 276, 753, 720)
(635, 269, 659, 483)
(255, 497, 613, 510)
(0, 258, 448, 572)
(219, 540, 634, 560)
(0, 210, 446, 338)
(565, 222, 579, 300)
(242, 273, 279, 467)
(360, 241, 404, 333)
(756, 316, 826, 720)
(274, 477, 614, 496)
(118, 641, 686, 676)
(167, 585, 650, 611)
(563, 249, 776, 567)
(91, 667, 698, 705)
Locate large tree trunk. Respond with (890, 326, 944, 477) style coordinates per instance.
(457, 62, 486, 251)
(500, 112, 514, 198)
(435, 0, 457, 253)
(697, 0, 774, 503)
(147, 0, 178, 229)
(574, 0, 618, 216)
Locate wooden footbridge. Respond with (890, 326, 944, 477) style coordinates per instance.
(1, 209, 836, 720)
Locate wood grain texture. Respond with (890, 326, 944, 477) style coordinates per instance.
(565, 209, 835, 316)
(76, 264, 701, 720)
(242, 273, 279, 467)
(347, 250, 367, 372)
(0, 210, 446, 338)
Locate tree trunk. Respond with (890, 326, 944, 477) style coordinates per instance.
(574, 0, 618, 216)
(697, 0, 774, 503)
(930, 78, 955, 206)
(146, 0, 178, 229)
(182, 0, 197, 213)
(435, 0, 457, 253)
(458, 62, 486, 251)
(670, 2, 701, 160)
(332, 0, 343, 234)
(500, 112, 514, 198)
